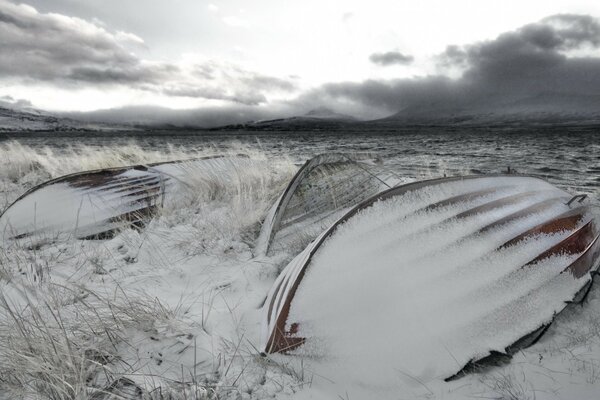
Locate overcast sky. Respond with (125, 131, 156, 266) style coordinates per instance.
(1, 0, 600, 123)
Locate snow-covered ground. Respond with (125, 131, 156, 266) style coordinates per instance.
(1, 141, 600, 399)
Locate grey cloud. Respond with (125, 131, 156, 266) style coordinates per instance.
(307, 14, 600, 116)
(161, 68, 293, 105)
(193, 64, 217, 80)
(369, 51, 414, 66)
(240, 74, 296, 92)
(0, 0, 140, 82)
(538, 14, 600, 48)
(453, 14, 600, 94)
(0, 7, 26, 27)
(69, 66, 156, 84)
(162, 86, 267, 106)
(191, 62, 297, 92)
(0, 95, 32, 108)
(174, 62, 296, 104)
(64, 13, 600, 127)
(0, 0, 296, 106)
(437, 45, 467, 68)
(68, 63, 179, 84)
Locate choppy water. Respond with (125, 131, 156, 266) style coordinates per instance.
(1, 127, 599, 198)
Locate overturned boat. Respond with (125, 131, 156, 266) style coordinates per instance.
(261, 175, 600, 383)
(0, 155, 253, 247)
(255, 153, 402, 255)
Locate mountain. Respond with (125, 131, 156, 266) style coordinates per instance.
(211, 94, 600, 131)
(3, 93, 599, 132)
(212, 107, 357, 131)
(0, 106, 131, 132)
(302, 107, 356, 120)
(380, 93, 600, 126)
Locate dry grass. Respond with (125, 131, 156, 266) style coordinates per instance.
(0, 275, 243, 400)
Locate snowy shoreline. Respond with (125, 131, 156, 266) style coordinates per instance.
(1, 140, 600, 399)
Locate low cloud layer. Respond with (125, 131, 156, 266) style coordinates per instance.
(0, 0, 296, 106)
(306, 14, 600, 117)
(369, 51, 414, 66)
(0, 95, 32, 109)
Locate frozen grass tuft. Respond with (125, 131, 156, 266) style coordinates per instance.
(0, 280, 224, 400)
(480, 370, 535, 400)
(0, 282, 129, 399)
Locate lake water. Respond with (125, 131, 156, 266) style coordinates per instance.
(1, 127, 599, 197)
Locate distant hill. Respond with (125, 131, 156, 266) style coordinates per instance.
(0, 106, 131, 132)
(302, 107, 356, 120)
(380, 93, 600, 126)
(212, 107, 357, 131)
(3, 94, 600, 132)
(209, 94, 600, 131)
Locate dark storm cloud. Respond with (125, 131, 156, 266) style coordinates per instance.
(450, 14, 600, 94)
(307, 14, 600, 115)
(369, 51, 414, 66)
(0, 0, 296, 105)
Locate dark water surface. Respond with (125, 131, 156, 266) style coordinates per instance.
(1, 127, 599, 196)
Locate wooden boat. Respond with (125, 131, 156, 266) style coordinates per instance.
(261, 175, 600, 380)
(0, 155, 252, 247)
(255, 153, 400, 255)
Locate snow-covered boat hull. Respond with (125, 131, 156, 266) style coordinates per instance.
(0, 155, 252, 247)
(255, 153, 400, 255)
(261, 175, 600, 380)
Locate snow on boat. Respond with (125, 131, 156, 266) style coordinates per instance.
(261, 175, 600, 383)
(255, 153, 400, 255)
(0, 155, 253, 247)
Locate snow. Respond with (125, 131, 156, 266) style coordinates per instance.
(1, 144, 600, 400)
